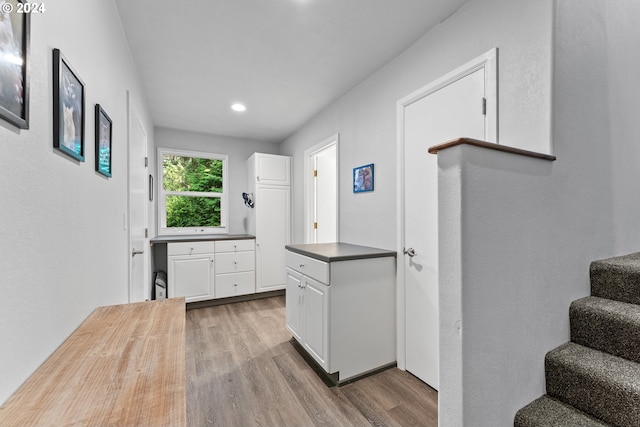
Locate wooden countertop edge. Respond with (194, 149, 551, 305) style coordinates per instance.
(428, 137, 557, 161)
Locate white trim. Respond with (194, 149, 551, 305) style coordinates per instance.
(157, 147, 229, 235)
(303, 134, 340, 244)
(395, 48, 499, 370)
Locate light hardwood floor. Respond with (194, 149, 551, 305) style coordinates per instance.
(186, 295, 438, 427)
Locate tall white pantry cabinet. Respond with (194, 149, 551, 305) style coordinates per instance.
(246, 153, 292, 293)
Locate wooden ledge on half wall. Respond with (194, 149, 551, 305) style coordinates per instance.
(0, 297, 186, 427)
(428, 137, 557, 161)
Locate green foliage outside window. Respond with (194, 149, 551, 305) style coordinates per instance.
(163, 155, 223, 228)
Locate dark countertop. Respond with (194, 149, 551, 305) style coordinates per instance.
(285, 242, 397, 262)
(150, 234, 255, 244)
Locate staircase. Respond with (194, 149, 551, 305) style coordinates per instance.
(514, 252, 640, 427)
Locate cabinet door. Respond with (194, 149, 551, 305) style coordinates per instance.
(168, 254, 214, 302)
(256, 185, 290, 292)
(285, 269, 303, 342)
(303, 278, 330, 371)
(255, 154, 290, 185)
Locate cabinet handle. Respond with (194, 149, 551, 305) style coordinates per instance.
(257, 176, 260, 182)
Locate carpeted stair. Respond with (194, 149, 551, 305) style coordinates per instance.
(514, 252, 640, 427)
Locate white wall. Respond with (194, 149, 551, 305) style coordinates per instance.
(153, 127, 280, 236)
(0, 0, 153, 404)
(280, 0, 553, 250)
(438, 1, 640, 425)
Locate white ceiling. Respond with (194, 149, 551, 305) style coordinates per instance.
(114, 0, 469, 143)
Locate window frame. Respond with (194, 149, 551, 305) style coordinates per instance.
(157, 147, 228, 235)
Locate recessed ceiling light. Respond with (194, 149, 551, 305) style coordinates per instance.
(231, 103, 246, 112)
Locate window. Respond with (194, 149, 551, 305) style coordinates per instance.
(158, 148, 228, 234)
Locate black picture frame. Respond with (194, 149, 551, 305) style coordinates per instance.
(0, 0, 30, 129)
(53, 48, 85, 161)
(353, 163, 374, 193)
(95, 104, 112, 177)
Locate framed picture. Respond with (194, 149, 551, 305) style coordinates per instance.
(353, 163, 374, 193)
(0, 0, 30, 129)
(53, 48, 85, 161)
(95, 104, 112, 177)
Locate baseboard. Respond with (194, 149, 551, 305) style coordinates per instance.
(186, 290, 285, 310)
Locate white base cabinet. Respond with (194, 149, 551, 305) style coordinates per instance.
(166, 238, 255, 303)
(214, 239, 255, 299)
(168, 242, 215, 303)
(285, 244, 396, 384)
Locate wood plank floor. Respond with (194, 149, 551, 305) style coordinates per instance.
(186, 295, 438, 427)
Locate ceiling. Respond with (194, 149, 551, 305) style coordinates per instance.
(114, 0, 469, 143)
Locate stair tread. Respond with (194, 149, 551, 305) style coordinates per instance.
(571, 296, 640, 363)
(515, 395, 610, 427)
(546, 342, 640, 426)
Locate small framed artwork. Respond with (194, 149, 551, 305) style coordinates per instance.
(0, 0, 30, 129)
(353, 163, 374, 193)
(95, 104, 112, 177)
(53, 48, 85, 161)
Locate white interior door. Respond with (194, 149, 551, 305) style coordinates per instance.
(128, 92, 148, 302)
(314, 144, 337, 243)
(305, 137, 338, 243)
(403, 67, 487, 389)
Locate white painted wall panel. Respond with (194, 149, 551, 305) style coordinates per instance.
(0, 0, 153, 403)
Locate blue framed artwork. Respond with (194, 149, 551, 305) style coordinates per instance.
(95, 104, 112, 177)
(353, 163, 374, 193)
(53, 48, 85, 161)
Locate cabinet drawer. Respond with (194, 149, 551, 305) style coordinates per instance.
(215, 251, 255, 274)
(215, 239, 255, 253)
(168, 241, 215, 256)
(215, 271, 255, 298)
(286, 250, 329, 285)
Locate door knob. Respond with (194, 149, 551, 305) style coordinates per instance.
(131, 248, 144, 257)
(403, 247, 416, 257)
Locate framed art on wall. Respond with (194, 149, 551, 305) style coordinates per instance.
(353, 163, 374, 193)
(95, 104, 112, 177)
(0, 0, 30, 129)
(53, 48, 85, 161)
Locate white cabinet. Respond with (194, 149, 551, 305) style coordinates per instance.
(165, 238, 256, 302)
(254, 153, 291, 185)
(247, 153, 291, 293)
(285, 244, 396, 384)
(214, 239, 255, 299)
(168, 242, 215, 303)
(286, 267, 330, 371)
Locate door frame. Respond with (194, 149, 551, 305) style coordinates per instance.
(395, 48, 498, 370)
(303, 134, 340, 243)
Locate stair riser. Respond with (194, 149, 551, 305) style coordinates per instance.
(546, 356, 640, 426)
(570, 303, 640, 364)
(591, 259, 640, 305)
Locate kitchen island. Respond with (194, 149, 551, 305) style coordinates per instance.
(285, 242, 397, 385)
